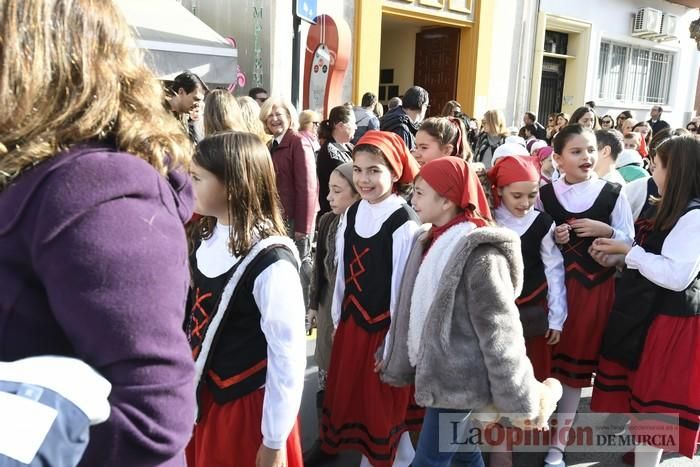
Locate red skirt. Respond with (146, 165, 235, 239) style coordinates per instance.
(628, 315, 700, 458)
(320, 316, 423, 467)
(551, 276, 615, 388)
(186, 386, 303, 467)
(590, 356, 635, 413)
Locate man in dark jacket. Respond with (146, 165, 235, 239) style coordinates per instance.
(523, 111, 547, 140)
(647, 105, 670, 135)
(379, 86, 429, 151)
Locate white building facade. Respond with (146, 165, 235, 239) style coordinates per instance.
(529, 0, 700, 127)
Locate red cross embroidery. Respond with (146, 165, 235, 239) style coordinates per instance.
(346, 245, 370, 292)
(190, 288, 213, 340)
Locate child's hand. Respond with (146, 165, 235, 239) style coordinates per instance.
(256, 445, 286, 467)
(545, 329, 561, 345)
(568, 218, 613, 238)
(592, 238, 632, 256)
(554, 224, 571, 244)
(588, 245, 626, 268)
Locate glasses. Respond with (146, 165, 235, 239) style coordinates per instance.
(312, 121, 321, 126)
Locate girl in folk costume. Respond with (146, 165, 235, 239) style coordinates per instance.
(304, 163, 360, 464)
(185, 132, 306, 467)
(487, 155, 568, 467)
(380, 157, 562, 467)
(488, 155, 568, 382)
(536, 125, 635, 467)
(534, 146, 557, 187)
(590, 136, 700, 466)
(318, 131, 423, 467)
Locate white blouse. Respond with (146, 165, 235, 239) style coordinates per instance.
(494, 206, 568, 331)
(537, 175, 635, 245)
(626, 208, 700, 292)
(196, 224, 306, 450)
(331, 195, 420, 334)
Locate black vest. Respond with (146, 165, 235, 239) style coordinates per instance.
(539, 182, 621, 288)
(187, 245, 298, 410)
(342, 201, 418, 333)
(601, 200, 700, 370)
(517, 211, 553, 306)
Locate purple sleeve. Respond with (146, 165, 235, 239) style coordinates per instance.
(32, 154, 195, 466)
(293, 137, 318, 235)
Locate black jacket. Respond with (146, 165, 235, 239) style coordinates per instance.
(647, 118, 670, 135)
(379, 107, 420, 151)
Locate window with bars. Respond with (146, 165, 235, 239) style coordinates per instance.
(597, 41, 674, 105)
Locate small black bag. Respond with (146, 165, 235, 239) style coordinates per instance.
(518, 305, 549, 338)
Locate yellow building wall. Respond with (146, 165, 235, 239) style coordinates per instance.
(353, 0, 383, 102)
(354, 0, 492, 116)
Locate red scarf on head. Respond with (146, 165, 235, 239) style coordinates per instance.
(355, 130, 420, 185)
(486, 155, 540, 208)
(419, 157, 492, 228)
(533, 146, 554, 185)
(639, 135, 649, 158)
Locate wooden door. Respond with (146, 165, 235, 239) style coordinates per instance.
(537, 57, 566, 126)
(414, 27, 460, 118)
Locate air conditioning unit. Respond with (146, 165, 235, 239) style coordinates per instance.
(632, 8, 663, 38)
(660, 13, 679, 41)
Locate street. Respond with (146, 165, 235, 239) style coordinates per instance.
(301, 334, 700, 467)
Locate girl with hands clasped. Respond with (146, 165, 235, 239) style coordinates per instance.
(488, 155, 568, 380)
(537, 125, 634, 467)
(590, 136, 700, 466)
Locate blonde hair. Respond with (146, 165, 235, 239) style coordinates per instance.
(259, 97, 299, 133)
(203, 89, 245, 136)
(482, 110, 508, 137)
(236, 96, 270, 143)
(299, 110, 321, 132)
(0, 0, 191, 190)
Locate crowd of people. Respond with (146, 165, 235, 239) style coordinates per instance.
(0, 2, 699, 467)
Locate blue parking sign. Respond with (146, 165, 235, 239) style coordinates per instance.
(295, 0, 317, 24)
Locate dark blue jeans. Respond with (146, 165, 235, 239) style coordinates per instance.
(412, 407, 485, 467)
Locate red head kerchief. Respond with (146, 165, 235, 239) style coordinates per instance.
(486, 155, 540, 208)
(355, 130, 420, 185)
(419, 157, 492, 227)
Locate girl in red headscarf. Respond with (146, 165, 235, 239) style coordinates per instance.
(488, 155, 568, 380)
(380, 157, 563, 467)
(486, 155, 568, 467)
(314, 131, 423, 467)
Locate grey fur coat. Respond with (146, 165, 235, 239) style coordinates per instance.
(381, 223, 561, 427)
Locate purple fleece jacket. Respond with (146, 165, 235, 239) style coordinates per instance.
(0, 144, 196, 466)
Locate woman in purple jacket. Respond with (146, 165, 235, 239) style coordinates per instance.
(0, 1, 196, 466)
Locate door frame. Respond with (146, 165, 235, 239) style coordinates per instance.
(530, 13, 591, 117)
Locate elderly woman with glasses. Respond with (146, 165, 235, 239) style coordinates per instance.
(299, 109, 322, 153)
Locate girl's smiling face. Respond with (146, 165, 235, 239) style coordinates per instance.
(498, 181, 539, 218)
(413, 129, 452, 166)
(352, 150, 397, 204)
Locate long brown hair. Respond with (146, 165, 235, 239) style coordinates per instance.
(652, 136, 700, 231)
(203, 89, 246, 136)
(193, 132, 286, 255)
(418, 117, 473, 161)
(0, 0, 191, 191)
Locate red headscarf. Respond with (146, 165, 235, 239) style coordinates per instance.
(486, 155, 540, 208)
(533, 146, 554, 184)
(419, 157, 492, 227)
(639, 134, 649, 158)
(355, 130, 420, 185)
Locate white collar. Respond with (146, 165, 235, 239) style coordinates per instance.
(554, 173, 598, 194)
(494, 205, 538, 226)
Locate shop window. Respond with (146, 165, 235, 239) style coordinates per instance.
(597, 40, 674, 105)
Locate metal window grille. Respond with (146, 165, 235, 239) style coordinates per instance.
(597, 40, 674, 105)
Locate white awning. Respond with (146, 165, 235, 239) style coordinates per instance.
(116, 0, 238, 86)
